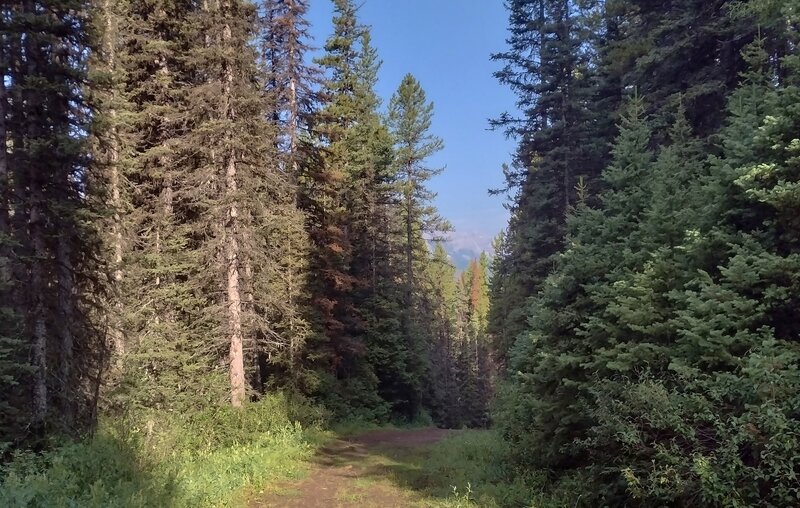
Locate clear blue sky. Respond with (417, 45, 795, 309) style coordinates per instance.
(307, 0, 516, 253)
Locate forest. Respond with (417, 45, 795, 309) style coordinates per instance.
(0, 0, 798, 507)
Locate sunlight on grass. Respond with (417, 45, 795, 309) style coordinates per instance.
(0, 395, 325, 508)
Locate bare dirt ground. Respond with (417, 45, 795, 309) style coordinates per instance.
(251, 428, 458, 508)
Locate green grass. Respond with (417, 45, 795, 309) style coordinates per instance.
(358, 430, 540, 507)
(0, 394, 327, 507)
(296, 428, 540, 507)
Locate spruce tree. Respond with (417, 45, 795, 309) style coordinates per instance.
(261, 0, 319, 181)
(90, 0, 128, 368)
(1, 0, 105, 437)
(308, 0, 393, 419)
(605, 0, 759, 138)
(387, 73, 448, 419)
(586, 34, 800, 504)
(498, 97, 654, 479)
(111, 0, 215, 411)
(489, 0, 615, 366)
(421, 243, 461, 427)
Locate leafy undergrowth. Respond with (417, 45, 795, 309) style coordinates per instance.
(0, 394, 328, 507)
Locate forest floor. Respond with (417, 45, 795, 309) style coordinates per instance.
(250, 428, 475, 508)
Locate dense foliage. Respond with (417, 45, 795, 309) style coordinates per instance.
(3, 0, 800, 506)
(0, 0, 490, 461)
(492, 0, 800, 505)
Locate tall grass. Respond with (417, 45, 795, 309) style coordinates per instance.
(0, 394, 327, 507)
(414, 430, 539, 507)
(409, 430, 583, 507)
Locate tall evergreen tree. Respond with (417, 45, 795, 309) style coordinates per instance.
(604, 0, 759, 138)
(387, 73, 448, 419)
(497, 96, 655, 480)
(90, 0, 128, 370)
(307, 0, 394, 418)
(499, 20, 800, 502)
(1, 0, 106, 439)
(261, 0, 319, 180)
(489, 0, 616, 366)
(110, 0, 215, 411)
(422, 243, 461, 427)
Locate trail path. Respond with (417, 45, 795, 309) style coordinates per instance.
(251, 428, 458, 508)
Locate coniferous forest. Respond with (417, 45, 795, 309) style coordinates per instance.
(1, 0, 799, 507)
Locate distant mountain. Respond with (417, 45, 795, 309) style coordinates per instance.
(431, 230, 495, 271)
(445, 246, 482, 271)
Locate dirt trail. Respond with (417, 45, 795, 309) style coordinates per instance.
(251, 428, 456, 508)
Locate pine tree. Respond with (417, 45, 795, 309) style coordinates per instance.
(0, 3, 24, 446)
(307, 0, 394, 419)
(587, 34, 800, 504)
(261, 0, 319, 181)
(604, 0, 759, 138)
(387, 73, 448, 419)
(110, 0, 216, 411)
(497, 97, 655, 479)
(489, 0, 616, 366)
(90, 0, 128, 369)
(453, 256, 493, 427)
(499, 19, 800, 501)
(1, 0, 106, 438)
(421, 243, 461, 427)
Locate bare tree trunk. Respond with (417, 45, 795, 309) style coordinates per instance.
(102, 0, 125, 359)
(221, 3, 246, 407)
(226, 155, 245, 407)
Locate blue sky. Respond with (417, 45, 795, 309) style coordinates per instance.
(307, 0, 516, 253)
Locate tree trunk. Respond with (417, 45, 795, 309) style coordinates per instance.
(221, 3, 246, 407)
(30, 201, 48, 424)
(226, 152, 245, 407)
(57, 234, 74, 425)
(405, 161, 414, 310)
(0, 35, 8, 239)
(0, 32, 12, 304)
(404, 159, 417, 420)
(288, 46, 299, 181)
(102, 0, 125, 359)
(562, 0, 571, 214)
(23, 0, 48, 426)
